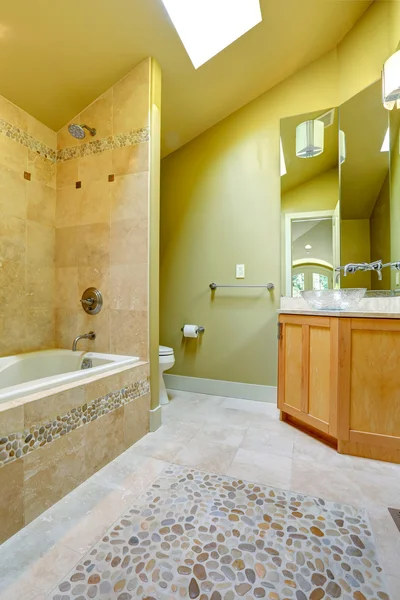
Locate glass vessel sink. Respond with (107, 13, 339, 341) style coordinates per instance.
(301, 289, 367, 311)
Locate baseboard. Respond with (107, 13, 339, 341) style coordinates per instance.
(164, 375, 277, 404)
(149, 405, 162, 431)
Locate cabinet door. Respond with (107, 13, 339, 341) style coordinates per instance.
(338, 318, 400, 462)
(278, 315, 338, 437)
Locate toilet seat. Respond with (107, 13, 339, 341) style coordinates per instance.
(159, 345, 174, 357)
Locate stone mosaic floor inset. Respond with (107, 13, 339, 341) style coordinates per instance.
(49, 464, 390, 600)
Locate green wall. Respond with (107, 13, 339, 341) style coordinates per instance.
(160, 2, 400, 387)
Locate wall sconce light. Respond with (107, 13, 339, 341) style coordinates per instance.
(296, 120, 324, 158)
(383, 50, 400, 110)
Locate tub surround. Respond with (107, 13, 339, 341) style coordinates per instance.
(55, 58, 153, 360)
(0, 94, 56, 357)
(278, 311, 400, 465)
(0, 57, 162, 544)
(0, 361, 150, 543)
(0, 58, 156, 362)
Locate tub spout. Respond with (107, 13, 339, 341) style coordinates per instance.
(72, 331, 96, 352)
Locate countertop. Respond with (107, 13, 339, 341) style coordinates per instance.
(278, 309, 400, 319)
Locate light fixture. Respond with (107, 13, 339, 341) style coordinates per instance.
(160, 0, 262, 69)
(383, 50, 400, 109)
(280, 138, 286, 176)
(296, 120, 324, 158)
(305, 244, 312, 251)
(383, 99, 400, 111)
(381, 128, 390, 152)
(339, 130, 346, 164)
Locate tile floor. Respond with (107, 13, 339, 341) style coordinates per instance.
(50, 464, 389, 600)
(0, 390, 399, 599)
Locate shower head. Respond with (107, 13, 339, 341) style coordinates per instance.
(68, 123, 97, 139)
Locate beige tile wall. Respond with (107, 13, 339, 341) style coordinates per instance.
(55, 59, 151, 359)
(0, 97, 57, 356)
(0, 362, 150, 542)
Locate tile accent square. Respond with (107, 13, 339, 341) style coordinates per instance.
(23, 171, 31, 181)
(48, 464, 390, 600)
(108, 174, 115, 182)
(75, 181, 81, 189)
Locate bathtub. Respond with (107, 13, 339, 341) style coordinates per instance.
(0, 349, 139, 403)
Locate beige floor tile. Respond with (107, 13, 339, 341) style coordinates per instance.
(21, 454, 167, 556)
(293, 430, 355, 468)
(173, 438, 237, 474)
(191, 422, 247, 447)
(54, 487, 140, 555)
(0, 541, 79, 600)
(290, 458, 363, 506)
(368, 505, 400, 579)
(240, 427, 293, 458)
(227, 447, 293, 490)
(221, 397, 278, 416)
(350, 468, 400, 509)
(387, 575, 400, 598)
(131, 433, 186, 461)
(240, 425, 295, 458)
(155, 419, 204, 443)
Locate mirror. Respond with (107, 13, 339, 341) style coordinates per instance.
(280, 78, 398, 296)
(389, 104, 400, 291)
(339, 80, 390, 290)
(280, 108, 339, 297)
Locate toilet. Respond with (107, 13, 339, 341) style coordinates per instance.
(159, 345, 175, 405)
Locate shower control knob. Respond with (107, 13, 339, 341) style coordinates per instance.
(80, 288, 103, 315)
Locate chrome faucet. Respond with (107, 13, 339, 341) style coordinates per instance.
(72, 331, 96, 352)
(335, 260, 383, 281)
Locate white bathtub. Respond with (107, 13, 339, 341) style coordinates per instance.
(0, 349, 139, 403)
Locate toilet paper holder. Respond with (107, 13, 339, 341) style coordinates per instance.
(181, 326, 205, 334)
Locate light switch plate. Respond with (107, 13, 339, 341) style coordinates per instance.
(236, 264, 245, 279)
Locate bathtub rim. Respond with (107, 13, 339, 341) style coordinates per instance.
(0, 350, 144, 406)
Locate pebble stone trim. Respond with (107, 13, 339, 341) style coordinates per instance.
(50, 464, 390, 600)
(56, 127, 150, 162)
(0, 377, 149, 469)
(0, 117, 57, 162)
(0, 114, 149, 166)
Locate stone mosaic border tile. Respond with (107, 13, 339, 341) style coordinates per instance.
(49, 464, 390, 600)
(0, 377, 149, 468)
(0, 117, 56, 162)
(0, 114, 149, 166)
(57, 127, 150, 162)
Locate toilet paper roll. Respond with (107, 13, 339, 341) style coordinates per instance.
(183, 324, 199, 338)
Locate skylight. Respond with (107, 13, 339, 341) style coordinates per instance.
(381, 127, 389, 152)
(280, 138, 287, 176)
(160, 0, 262, 69)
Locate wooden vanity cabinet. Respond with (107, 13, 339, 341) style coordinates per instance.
(278, 314, 400, 463)
(278, 314, 339, 440)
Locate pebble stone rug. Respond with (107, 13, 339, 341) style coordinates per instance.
(49, 464, 390, 600)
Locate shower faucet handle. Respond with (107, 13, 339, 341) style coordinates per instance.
(80, 298, 94, 306)
(80, 287, 103, 315)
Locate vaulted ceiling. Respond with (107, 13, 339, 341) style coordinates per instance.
(0, 0, 372, 156)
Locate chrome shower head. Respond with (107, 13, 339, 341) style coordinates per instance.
(68, 123, 97, 139)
